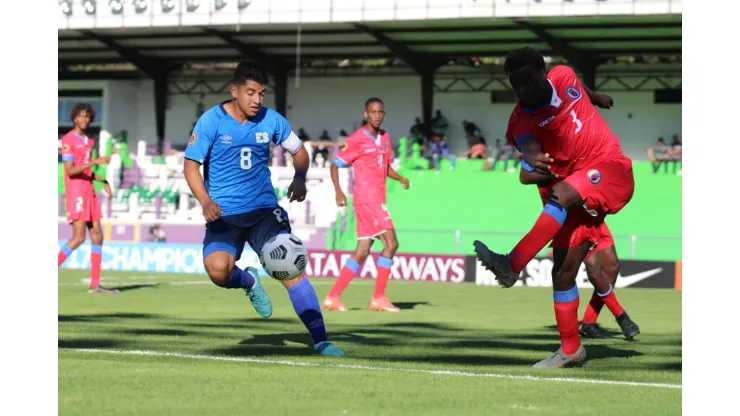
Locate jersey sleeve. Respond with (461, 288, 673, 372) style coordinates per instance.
(60, 137, 74, 163)
(549, 65, 582, 93)
(385, 134, 393, 165)
(334, 137, 362, 167)
(184, 112, 217, 164)
(271, 111, 303, 154)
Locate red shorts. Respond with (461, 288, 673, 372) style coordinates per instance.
(66, 193, 102, 223)
(354, 203, 394, 240)
(564, 156, 635, 218)
(551, 208, 614, 259)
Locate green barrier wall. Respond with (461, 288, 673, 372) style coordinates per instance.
(330, 160, 681, 261)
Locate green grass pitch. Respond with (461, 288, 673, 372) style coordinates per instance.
(58, 270, 681, 416)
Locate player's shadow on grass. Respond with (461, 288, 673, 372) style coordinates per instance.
(115, 328, 192, 337)
(58, 313, 163, 323)
(392, 301, 430, 310)
(58, 338, 129, 350)
(109, 283, 160, 292)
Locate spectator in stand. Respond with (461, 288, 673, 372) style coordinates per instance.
(466, 136, 487, 160)
(312, 129, 332, 168)
(462, 120, 484, 148)
(409, 117, 425, 145)
(490, 138, 520, 172)
(669, 134, 682, 175)
(297, 127, 311, 143)
(648, 137, 672, 173)
(149, 224, 167, 243)
(430, 110, 449, 140)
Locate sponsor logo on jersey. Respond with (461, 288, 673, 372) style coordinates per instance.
(539, 116, 555, 127)
(566, 86, 581, 100)
(587, 169, 601, 184)
(219, 135, 232, 144)
(188, 132, 197, 146)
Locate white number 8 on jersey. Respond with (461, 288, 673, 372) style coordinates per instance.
(240, 147, 252, 170)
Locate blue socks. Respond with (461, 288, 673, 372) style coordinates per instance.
(288, 278, 328, 347)
(224, 267, 256, 289)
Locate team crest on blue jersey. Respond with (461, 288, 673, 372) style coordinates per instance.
(189, 132, 197, 146)
(587, 169, 601, 184)
(566, 87, 581, 100)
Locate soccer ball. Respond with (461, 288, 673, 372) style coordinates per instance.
(261, 233, 308, 281)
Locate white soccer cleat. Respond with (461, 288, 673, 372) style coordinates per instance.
(532, 344, 587, 368)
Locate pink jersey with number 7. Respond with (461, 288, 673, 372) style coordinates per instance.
(335, 127, 393, 206)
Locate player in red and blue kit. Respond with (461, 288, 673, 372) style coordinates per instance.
(183, 61, 342, 356)
(473, 48, 636, 367)
(57, 103, 117, 294)
(324, 97, 410, 313)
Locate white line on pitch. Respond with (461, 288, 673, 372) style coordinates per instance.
(59, 278, 356, 287)
(65, 348, 681, 390)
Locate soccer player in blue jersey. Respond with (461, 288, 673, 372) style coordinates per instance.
(183, 60, 343, 357)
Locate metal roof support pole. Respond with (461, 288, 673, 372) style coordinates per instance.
(154, 74, 169, 156)
(420, 69, 435, 140)
(273, 70, 288, 117)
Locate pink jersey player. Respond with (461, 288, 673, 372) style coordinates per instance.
(57, 103, 115, 294)
(325, 98, 410, 313)
(336, 127, 394, 239)
(61, 131, 101, 223)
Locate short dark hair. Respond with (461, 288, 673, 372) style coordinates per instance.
(232, 60, 269, 86)
(365, 97, 383, 109)
(504, 47, 546, 74)
(70, 102, 96, 123)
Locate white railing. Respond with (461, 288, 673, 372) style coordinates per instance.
(58, 0, 682, 30)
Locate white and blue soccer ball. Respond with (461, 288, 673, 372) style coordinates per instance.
(261, 233, 308, 281)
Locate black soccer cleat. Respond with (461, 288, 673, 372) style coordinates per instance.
(616, 312, 640, 340)
(579, 323, 609, 339)
(473, 240, 519, 288)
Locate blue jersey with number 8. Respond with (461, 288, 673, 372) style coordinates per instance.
(184, 102, 299, 216)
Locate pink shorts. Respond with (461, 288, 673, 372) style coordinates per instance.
(66, 193, 102, 223)
(354, 203, 394, 240)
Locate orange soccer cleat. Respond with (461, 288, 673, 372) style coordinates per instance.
(369, 296, 400, 312)
(322, 295, 348, 312)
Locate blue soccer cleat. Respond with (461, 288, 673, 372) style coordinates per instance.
(315, 341, 344, 357)
(245, 267, 273, 318)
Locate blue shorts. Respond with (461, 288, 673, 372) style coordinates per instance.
(203, 206, 291, 261)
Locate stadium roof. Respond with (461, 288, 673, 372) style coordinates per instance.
(58, 14, 681, 79)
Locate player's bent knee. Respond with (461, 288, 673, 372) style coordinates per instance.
(608, 260, 622, 279)
(89, 231, 104, 245)
(385, 238, 399, 254)
(204, 254, 234, 286)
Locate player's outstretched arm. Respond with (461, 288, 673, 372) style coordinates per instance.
(584, 85, 614, 109)
(63, 155, 110, 177)
(519, 167, 554, 186)
(387, 165, 409, 189)
(517, 134, 558, 177)
(287, 145, 309, 202)
(184, 159, 222, 222)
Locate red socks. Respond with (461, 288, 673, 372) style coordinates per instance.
(599, 285, 625, 317)
(582, 285, 625, 324)
(329, 257, 361, 297)
(58, 244, 74, 267)
(90, 245, 102, 288)
(554, 285, 581, 355)
(373, 256, 393, 298)
(581, 294, 604, 324)
(509, 201, 567, 273)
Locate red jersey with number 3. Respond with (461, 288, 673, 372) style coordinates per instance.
(336, 127, 393, 205)
(61, 130, 95, 198)
(505, 65, 625, 177)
